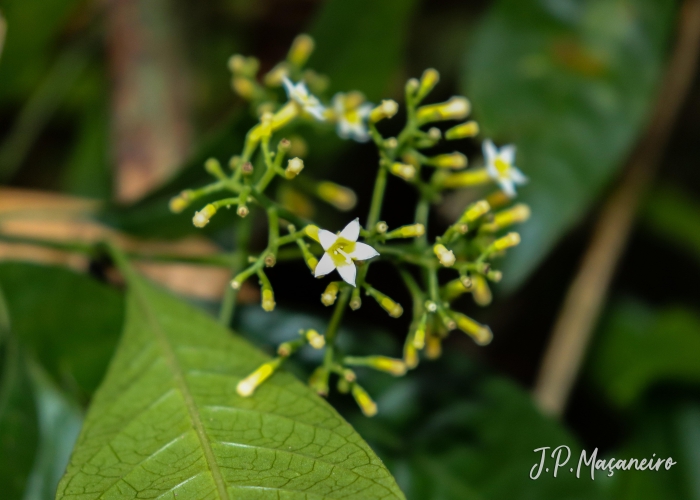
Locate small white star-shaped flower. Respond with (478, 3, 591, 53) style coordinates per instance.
(483, 139, 527, 198)
(333, 92, 373, 142)
(314, 218, 379, 286)
(283, 77, 326, 121)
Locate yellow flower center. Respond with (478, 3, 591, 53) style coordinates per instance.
(328, 237, 356, 267)
(494, 157, 511, 178)
(343, 108, 361, 125)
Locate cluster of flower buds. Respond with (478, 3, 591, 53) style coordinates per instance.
(170, 34, 531, 418)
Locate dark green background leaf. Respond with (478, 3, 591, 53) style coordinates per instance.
(464, 0, 675, 290)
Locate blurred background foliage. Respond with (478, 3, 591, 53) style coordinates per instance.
(1, 0, 700, 498)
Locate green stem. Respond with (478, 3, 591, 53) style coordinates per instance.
(219, 215, 252, 325)
(322, 286, 351, 370)
(366, 164, 388, 230)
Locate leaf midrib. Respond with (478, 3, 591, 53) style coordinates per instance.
(130, 278, 229, 500)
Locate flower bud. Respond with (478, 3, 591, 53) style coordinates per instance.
(308, 366, 329, 396)
(451, 311, 493, 345)
(461, 200, 491, 223)
(285, 157, 304, 179)
(366, 288, 403, 318)
(369, 99, 399, 123)
(204, 158, 226, 179)
(442, 168, 491, 188)
(169, 190, 193, 213)
(389, 162, 416, 181)
(304, 329, 325, 349)
(405, 78, 419, 96)
(241, 161, 254, 175)
(236, 358, 283, 397)
(418, 68, 440, 98)
(445, 120, 480, 140)
(483, 204, 531, 231)
(413, 314, 427, 349)
(425, 335, 442, 360)
(386, 223, 425, 239)
(472, 274, 492, 306)
(433, 244, 456, 267)
(416, 96, 470, 124)
(368, 356, 407, 376)
(288, 34, 315, 67)
(232, 77, 256, 100)
(427, 152, 467, 169)
(375, 221, 388, 234)
(264, 63, 289, 87)
(193, 204, 217, 228)
(404, 342, 419, 369)
(351, 384, 378, 417)
(317, 182, 357, 211)
(304, 224, 320, 242)
(321, 282, 339, 306)
(493, 232, 521, 251)
(261, 289, 276, 312)
(442, 277, 473, 301)
(228, 54, 246, 74)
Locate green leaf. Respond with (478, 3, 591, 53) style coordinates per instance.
(607, 394, 700, 500)
(0, 262, 124, 398)
(57, 253, 405, 499)
(22, 363, 83, 500)
(309, 0, 419, 101)
(463, 0, 675, 290)
(0, 286, 39, 500)
(643, 185, 700, 267)
(588, 300, 700, 409)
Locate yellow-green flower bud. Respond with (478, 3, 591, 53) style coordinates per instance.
(261, 289, 276, 312)
(493, 232, 521, 251)
(304, 329, 325, 349)
(369, 99, 399, 123)
(427, 152, 467, 169)
(304, 224, 320, 242)
(416, 96, 470, 124)
(442, 168, 491, 188)
(445, 120, 480, 140)
(426, 334, 442, 360)
(321, 282, 339, 306)
(204, 158, 226, 179)
(460, 200, 491, 223)
(169, 190, 193, 213)
(375, 221, 389, 234)
(285, 157, 304, 179)
(442, 277, 474, 301)
(264, 63, 289, 87)
(308, 366, 329, 396)
(433, 244, 456, 267)
(386, 223, 425, 239)
(236, 357, 283, 397)
(472, 274, 492, 306)
(317, 182, 357, 211)
(193, 204, 217, 228)
(483, 204, 531, 231)
(287, 34, 315, 67)
(404, 342, 419, 369)
(351, 384, 378, 417)
(366, 288, 404, 318)
(413, 314, 427, 349)
(417, 68, 440, 99)
(232, 77, 256, 100)
(389, 162, 416, 181)
(368, 356, 407, 376)
(451, 311, 493, 345)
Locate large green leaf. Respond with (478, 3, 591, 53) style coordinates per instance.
(588, 300, 700, 409)
(57, 253, 404, 499)
(0, 262, 124, 398)
(0, 285, 39, 500)
(463, 0, 675, 290)
(309, 0, 418, 101)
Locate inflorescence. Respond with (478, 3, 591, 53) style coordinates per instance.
(169, 34, 531, 417)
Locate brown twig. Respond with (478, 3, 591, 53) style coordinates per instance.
(533, 0, 700, 417)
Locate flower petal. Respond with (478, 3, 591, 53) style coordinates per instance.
(350, 242, 379, 261)
(318, 229, 338, 251)
(314, 253, 336, 277)
(282, 77, 295, 99)
(336, 262, 357, 287)
(339, 218, 361, 242)
(499, 178, 517, 198)
(510, 166, 528, 184)
(483, 139, 497, 164)
(500, 145, 516, 164)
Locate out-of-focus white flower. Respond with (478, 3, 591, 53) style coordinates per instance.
(333, 92, 373, 142)
(283, 77, 326, 121)
(483, 139, 527, 198)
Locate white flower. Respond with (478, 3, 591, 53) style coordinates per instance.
(283, 77, 326, 121)
(333, 92, 373, 142)
(314, 218, 379, 286)
(483, 139, 527, 198)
